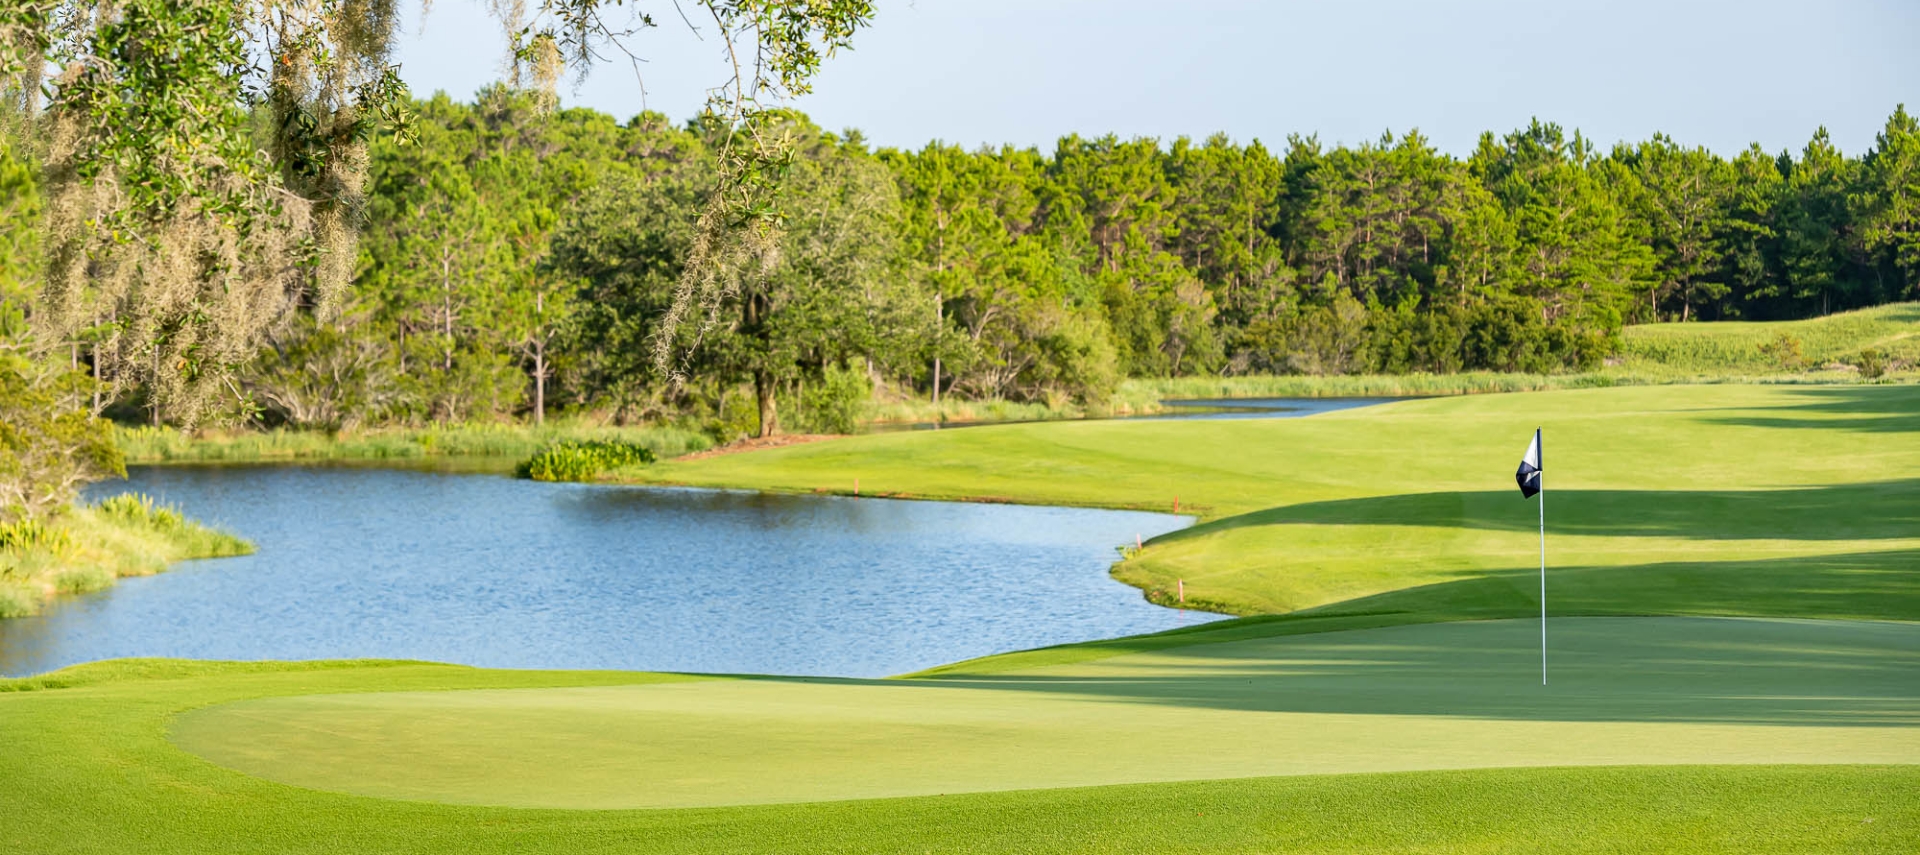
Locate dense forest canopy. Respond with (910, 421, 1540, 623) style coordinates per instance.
(8, 91, 1920, 441)
(0, 0, 874, 521)
(261, 95, 1918, 435)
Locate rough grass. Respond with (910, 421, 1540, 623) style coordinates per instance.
(1617, 302, 1920, 374)
(0, 495, 251, 618)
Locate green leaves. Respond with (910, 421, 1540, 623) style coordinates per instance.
(514, 439, 655, 481)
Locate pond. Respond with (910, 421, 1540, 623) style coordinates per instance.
(0, 467, 1213, 678)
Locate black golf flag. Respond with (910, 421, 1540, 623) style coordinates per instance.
(1516, 429, 1542, 499)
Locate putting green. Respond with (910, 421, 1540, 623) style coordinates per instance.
(172, 616, 1920, 809)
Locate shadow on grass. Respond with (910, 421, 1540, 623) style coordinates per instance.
(900, 548, 1920, 727)
(910, 615, 1920, 728)
(1708, 385, 1920, 434)
(1155, 479, 1920, 543)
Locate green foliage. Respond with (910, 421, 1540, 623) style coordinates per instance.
(1757, 331, 1807, 371)
(515, 439, 657, 482)
(117, 422, 711, 466)
(794, 362, 871, 434)
(1856, 348, 1888, 379)
(21, 87, 1920, 439)
(93, 493, 186, 534)
(0, 516, 66, 553)
(0, 362, 124, 521)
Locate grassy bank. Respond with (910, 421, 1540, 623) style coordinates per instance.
(118, 421, 713, 466)
(1617, 301, 1920, 374)
(0, 495, 251, 618)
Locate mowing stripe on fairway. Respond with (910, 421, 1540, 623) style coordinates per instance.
(170, 616, 1920, 809)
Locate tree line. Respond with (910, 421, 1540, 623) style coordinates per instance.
(13, 91, 1920, 439)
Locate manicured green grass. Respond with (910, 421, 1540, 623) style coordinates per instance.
(170, 617, 1919, 810)
(1, 633, 1915, 853)
(636, 384, 1920, 618)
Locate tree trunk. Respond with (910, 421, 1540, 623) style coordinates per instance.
(150, 344, 162, 426)
(441, 249, 455, 372)
(932, 287, 943, 408)
(89, 344, 101, 414)
(754, 369, 779, 438)
(532, 341, 546, 426)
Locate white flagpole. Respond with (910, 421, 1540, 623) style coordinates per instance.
(1537, 427, 1546, 686)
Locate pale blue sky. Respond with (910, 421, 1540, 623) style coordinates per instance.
(392, 0, 1919, 157)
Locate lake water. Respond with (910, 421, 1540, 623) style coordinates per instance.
(0, 467, 1212, 678)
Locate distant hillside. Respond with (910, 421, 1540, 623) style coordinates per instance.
(1618, 303, 1920, 375)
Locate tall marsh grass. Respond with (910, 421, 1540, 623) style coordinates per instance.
(119, 421, 714, 466)
(0, 494, 251, 618)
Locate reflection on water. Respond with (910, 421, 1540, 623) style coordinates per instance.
(0, 467, 1211, 678)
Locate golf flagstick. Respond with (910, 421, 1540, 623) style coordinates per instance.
(1514, 428, 1545, 685)
(1537, 444, 1545, 686)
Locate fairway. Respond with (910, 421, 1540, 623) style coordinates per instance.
(171, 616, 1920, 809)
(640, 385, 1920, 619)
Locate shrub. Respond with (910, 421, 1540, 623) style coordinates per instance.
(94, 493, 187, 533)
(0, 364, 125, 521)
(1758, 332, 1807, 371)
(0, 518, 70, 554)
(797, 363, 872, 435)
(1856, 348, 1887, 379)
(515, 440, 656, 482)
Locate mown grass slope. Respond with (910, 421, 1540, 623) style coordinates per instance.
(0, 644, 1912, 853)
(168, 617, 1918, 809)
(635, 384, 1920, 618)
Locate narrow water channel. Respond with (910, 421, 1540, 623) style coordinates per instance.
(0, 467, 1211, 678)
